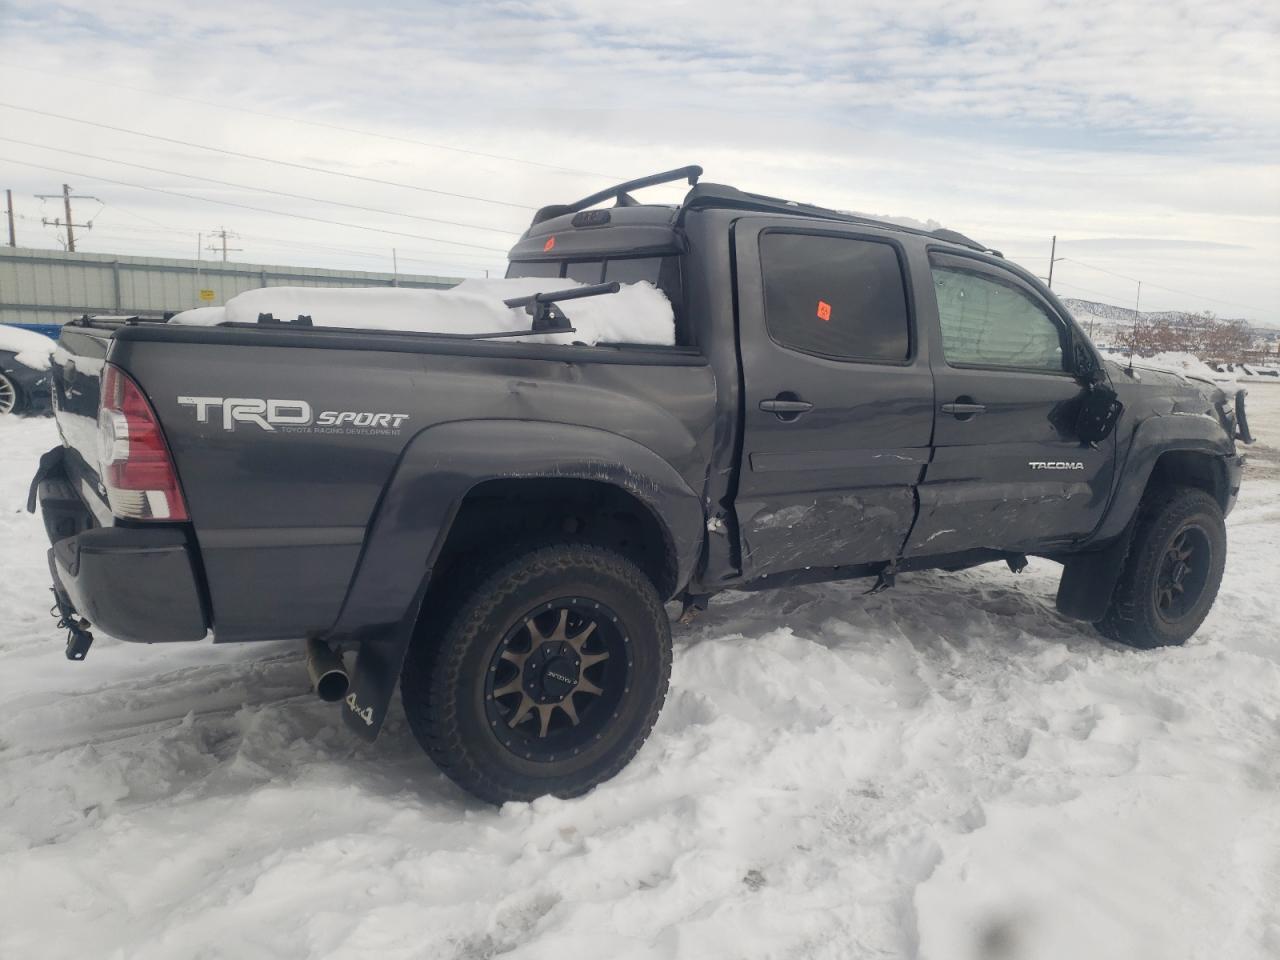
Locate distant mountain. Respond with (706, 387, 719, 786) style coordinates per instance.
(1060, 297, 1279, 348)
(1058, 297, 1249, 327)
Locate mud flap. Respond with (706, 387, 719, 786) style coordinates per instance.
(1235, 390, 1254, 444)
(1055, 521, 1136, 623)
(27, 446, 66, 514)
(341, 582, 429, 741)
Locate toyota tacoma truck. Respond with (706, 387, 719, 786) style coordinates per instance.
(29, 166, 1252, 803)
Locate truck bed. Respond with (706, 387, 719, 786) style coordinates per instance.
(48, 319, 715, 643)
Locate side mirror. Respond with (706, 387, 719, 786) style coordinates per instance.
(1072, 340, 1103, 383)
(1076, 383, 1123, 443)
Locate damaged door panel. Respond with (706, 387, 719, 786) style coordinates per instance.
(731, 222, 934, 579)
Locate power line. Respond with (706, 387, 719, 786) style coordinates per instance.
(0, 135, 522, 236)
(100, 199, 185, 233)
(0, 102, 537, 211)
(1058, 257, 1141, 284)
(1059, 255, 1264, 315)
(0, 63, 618, 180)
(85, 226, 494, 274)
(34, 182, 98, 251)
(207, 226, 241, 262)
(88, 216, 503, 266)
(68, 214, 502, 270)
(1051, 279, 1134, 303)
(0, 156, 512, 252)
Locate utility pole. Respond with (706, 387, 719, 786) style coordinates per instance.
(206, 226, 241, 262)
(4, 189, 14, 247)
(391, 247, 399, 287)
(35, 183, 98, 252)
(1046, 235, 1064, 289)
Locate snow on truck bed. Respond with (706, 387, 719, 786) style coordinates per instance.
(168, 278, 677, 346)
(2, 395, 1280, 958)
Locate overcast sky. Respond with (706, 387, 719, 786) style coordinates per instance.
(1, 0, 1277, 323)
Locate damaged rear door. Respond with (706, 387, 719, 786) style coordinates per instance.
(731, 221, 934, 577)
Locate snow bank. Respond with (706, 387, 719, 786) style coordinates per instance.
(1236, 363, 1280, 384)
(0, 324, 56, 370)
(164, 306, 227, 327)
(169, 278, 677, 346)
(1129, 351, 1236, 389)
(3, 393, 1280, 958)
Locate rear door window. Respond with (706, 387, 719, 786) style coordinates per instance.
(759, 232, 911, 362)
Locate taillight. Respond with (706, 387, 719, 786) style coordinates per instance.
(98, 363, 189, 521)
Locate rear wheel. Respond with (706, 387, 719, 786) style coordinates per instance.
(1098, 486, 1226, 648)
(401, 543, 671, 804)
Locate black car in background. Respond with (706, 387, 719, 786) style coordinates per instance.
(0, 324, 55, 416)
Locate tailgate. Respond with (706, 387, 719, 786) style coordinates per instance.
(50, 323, 115, 525)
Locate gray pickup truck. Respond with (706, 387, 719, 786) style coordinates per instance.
(30, 166, 1251, 803)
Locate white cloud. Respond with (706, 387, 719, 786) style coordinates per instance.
(0, 0, 1276, 320)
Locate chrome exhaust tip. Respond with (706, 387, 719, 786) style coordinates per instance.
(305, 637, 349, 702)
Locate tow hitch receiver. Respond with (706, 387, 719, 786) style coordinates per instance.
(52, 594, 94, 661)
(48, 554, 93, 661)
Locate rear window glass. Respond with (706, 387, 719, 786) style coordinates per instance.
(506, 260, 559, 279)
(508, 256, 668, 286)
(759, 233, 910, 362)
(605, 258, 663, 285)
(506, 255, 686, 343)
(564, 261, 604, 284)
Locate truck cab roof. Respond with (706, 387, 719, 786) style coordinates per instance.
(507, 165, 1000, 267)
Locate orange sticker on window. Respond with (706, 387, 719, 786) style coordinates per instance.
(543, 236, 556, 252)
(816, 300, 832, 321)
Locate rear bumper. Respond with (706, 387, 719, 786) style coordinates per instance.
(34, 447, 208, 644)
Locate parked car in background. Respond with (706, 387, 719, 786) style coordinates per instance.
(0, 324, 56, 416)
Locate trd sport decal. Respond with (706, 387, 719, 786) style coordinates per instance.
(178, 396, 409, 435)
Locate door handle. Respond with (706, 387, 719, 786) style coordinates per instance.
(759, 397, 814, 420)
(941, 400, 987, 418)
(759, 398, 814, 413)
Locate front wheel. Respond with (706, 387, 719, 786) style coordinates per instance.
(401, 543, 672, 804)
(1098, 486, 1227, 649)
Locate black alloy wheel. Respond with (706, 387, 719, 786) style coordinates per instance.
(484, 599, 632, 761)
(1154, 525, 1212, 623)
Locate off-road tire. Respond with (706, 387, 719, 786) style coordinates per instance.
(1098, 486, 1226, 649)
(401, 543, 671, 804)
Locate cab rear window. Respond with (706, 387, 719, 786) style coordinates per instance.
(507, 256, 672, 287)
(507, 255, 685, 343)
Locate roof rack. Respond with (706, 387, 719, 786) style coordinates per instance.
(531, 165, 703, 227)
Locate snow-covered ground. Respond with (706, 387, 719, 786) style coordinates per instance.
(1, 397, 1278, 960)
